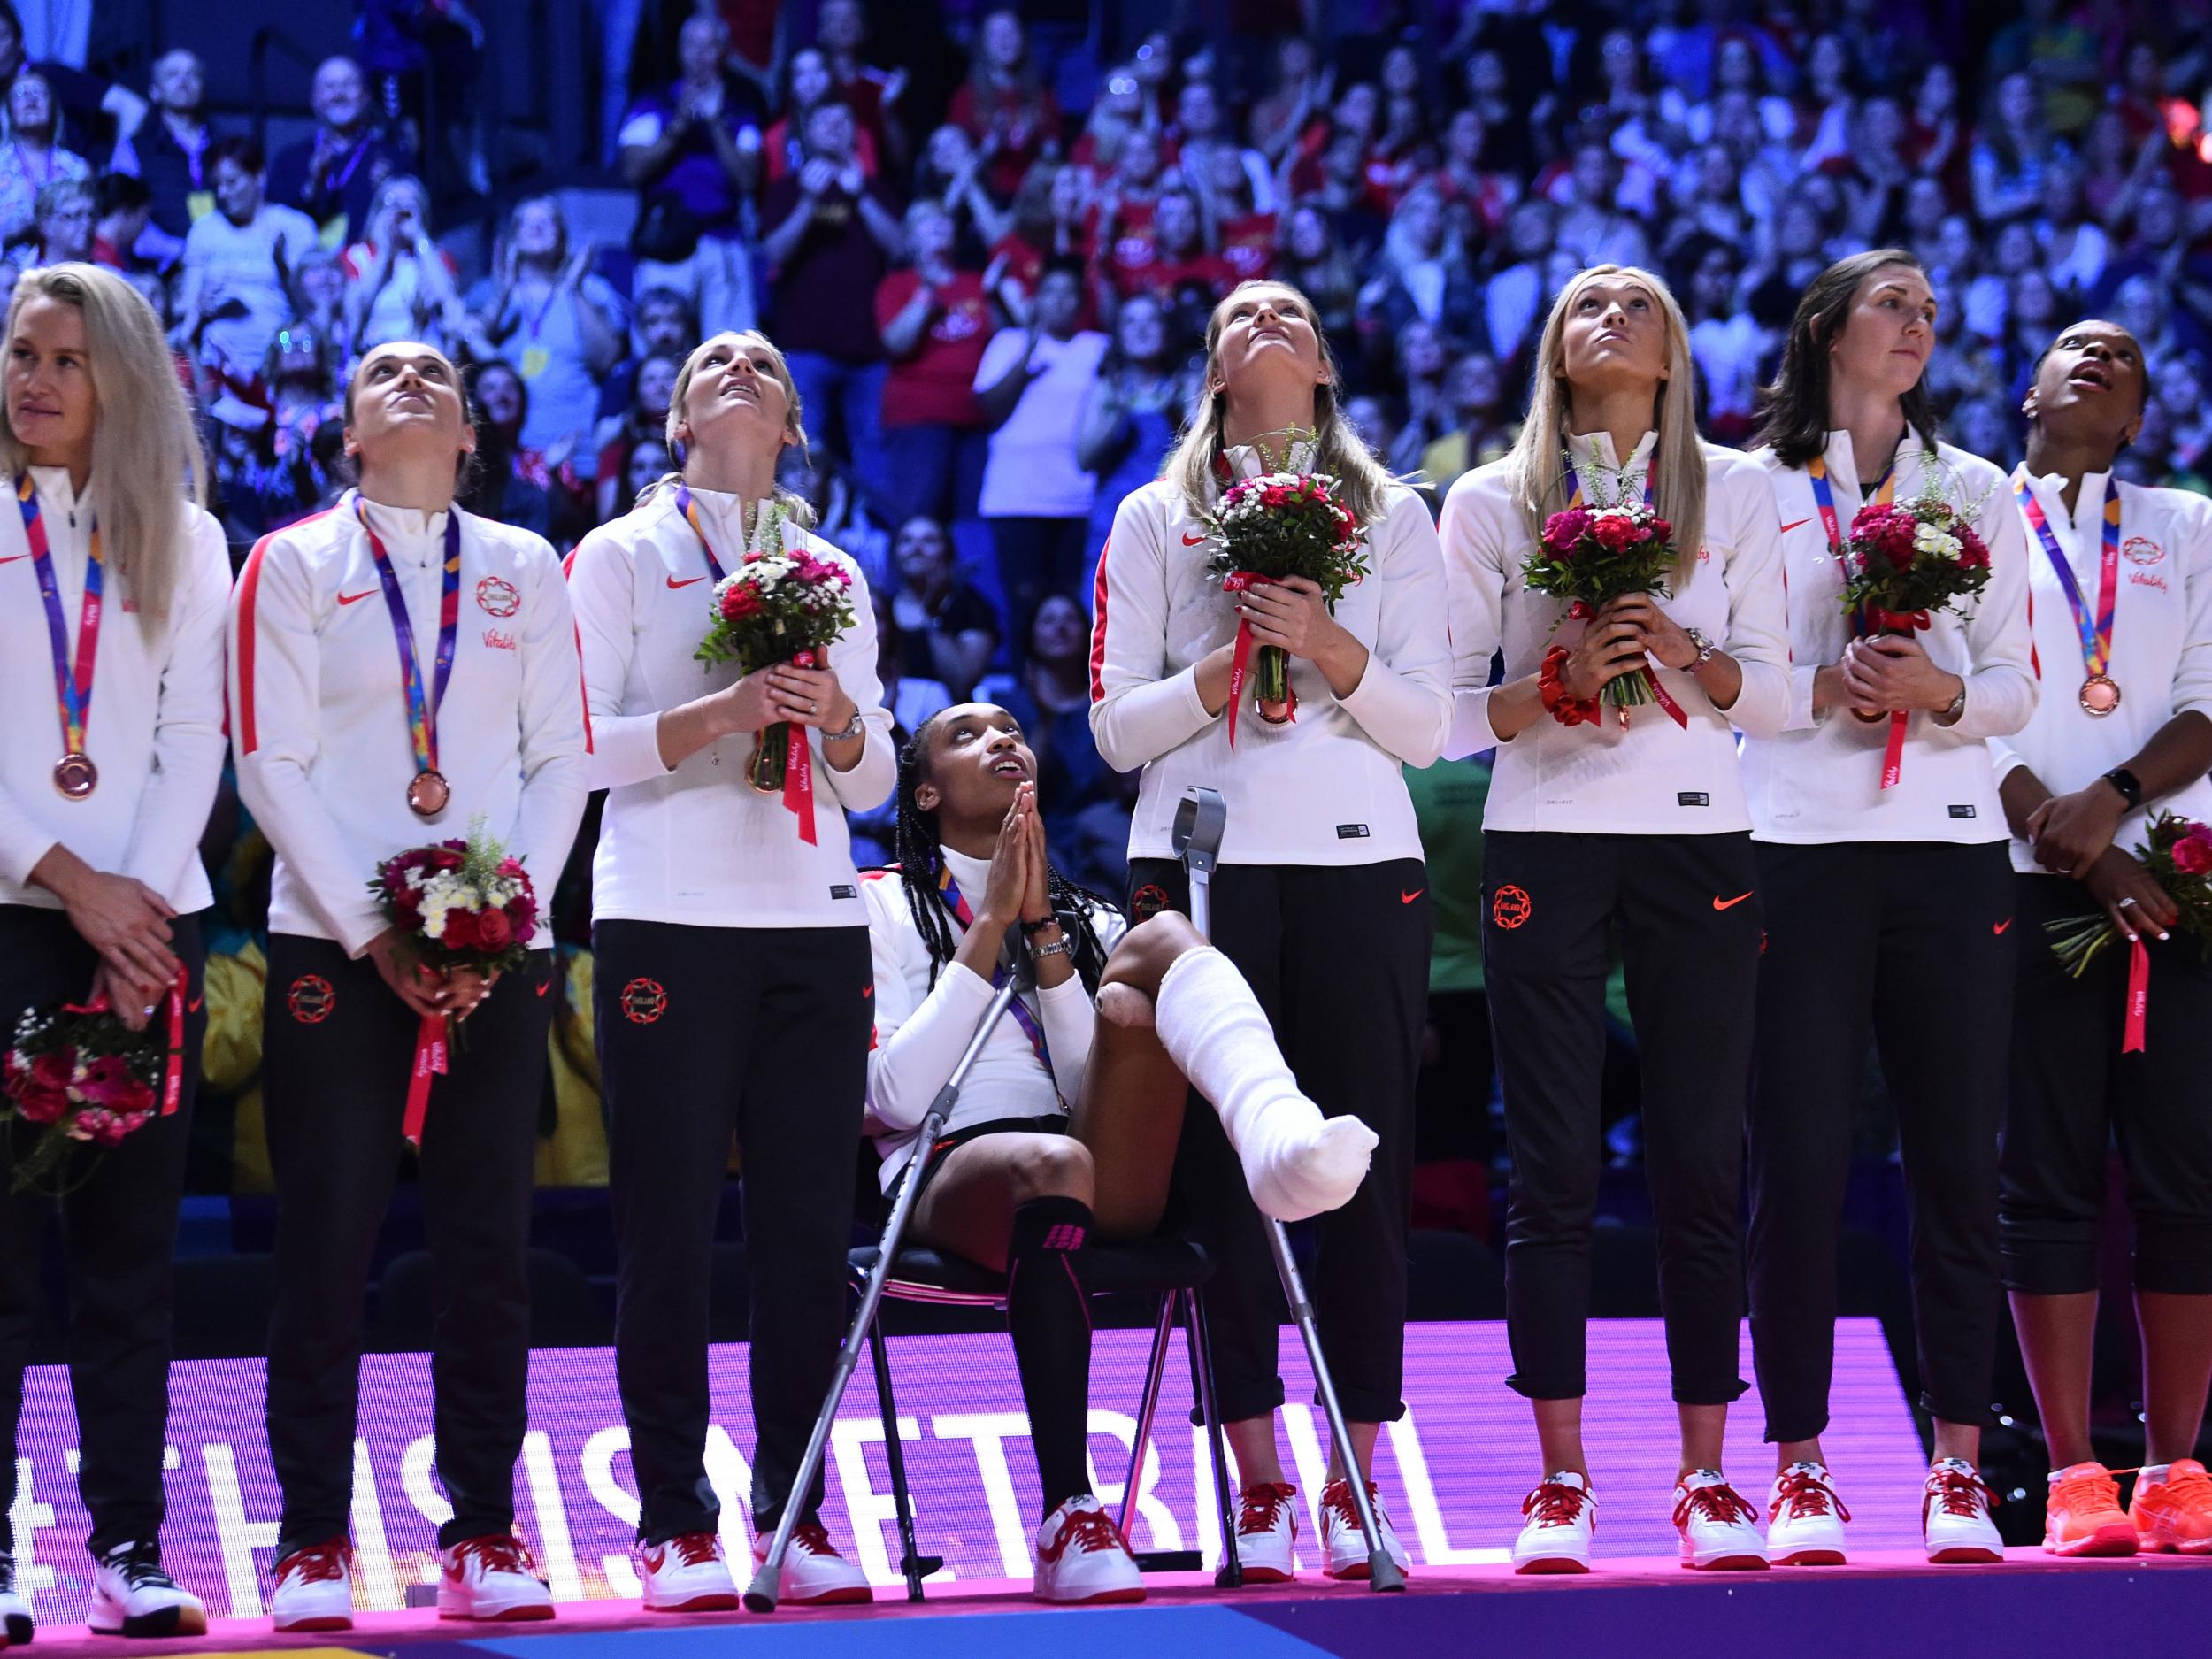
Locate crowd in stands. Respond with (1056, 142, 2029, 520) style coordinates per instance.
(29, 0, 2212, 1189)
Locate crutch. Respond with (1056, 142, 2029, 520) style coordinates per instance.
(1171, 786, 1405, 1594)
(745, 943, 1035, 1613)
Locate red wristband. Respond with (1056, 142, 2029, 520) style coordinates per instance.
(1539, 646, 1601, 727)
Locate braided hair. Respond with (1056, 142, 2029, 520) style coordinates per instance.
(891, 711, 1116, 995)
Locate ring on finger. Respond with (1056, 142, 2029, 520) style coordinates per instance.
(2119, 895, 2139, 909)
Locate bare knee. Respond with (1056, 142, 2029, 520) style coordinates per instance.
(1095, 979, 1156, 1033)
(1102, 911, 1205, 996)
(1009, 1136, 1095, 1206)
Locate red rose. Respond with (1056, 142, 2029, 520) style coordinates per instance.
(1591, 514, 1638, 551)
(719, 585, 764, 622)
(31, 1049, 73, 1092)
(440, 910, 482, 951)
(2174, 836, 2212, 876)
(475, 908, 513, 951)
(12, 1082, 66, 1124)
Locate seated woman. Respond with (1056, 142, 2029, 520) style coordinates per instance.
(864, 703, 1375, 1604)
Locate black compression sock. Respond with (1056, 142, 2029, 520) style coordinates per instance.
(1005, 1194, 1095, 1518)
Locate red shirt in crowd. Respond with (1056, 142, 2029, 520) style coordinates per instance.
(1217, 212, 1278, 283)
(949, 80, 1060, 199)
(873, 268, 994, 427)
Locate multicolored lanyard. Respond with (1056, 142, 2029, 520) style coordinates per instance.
(355, 495, 461, 797)
(937, 867, 1056, 1081)
(674, 482, 727, 580)
(1805, 455, 1897, 554)
(21, 475, 104, 795)
(2015, 467, 2122, 686)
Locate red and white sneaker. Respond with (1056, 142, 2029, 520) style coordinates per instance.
(1513, 1471, 1595, 1574)
(1319, 1478, 1410, 1580)
(88, 1542, 207, 1639)
(1230, 1482, 1299, 1582)
(1673, 1471, 1770, 1571)
(751, 1522, 872, 1606)
(1033, 1494, 1144, 1605)
(1767, 1462, 1850, 1566)
(0, 1548, 32, 1645)
(639, 1531, 740, 1612)
(270, 1538, 355, 1632)
(436, 1533, 556, 1621)
(1923, 1459, 2004, 1563)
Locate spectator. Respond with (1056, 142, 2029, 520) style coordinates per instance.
(1078, 289, 1197, 580)
(1069, 64, 1150, 186)
(1248, 35, 1327, 166)
(0, 69, 90, 245)
(596, 284, 695, 425)
(764, 46, 881, 184)
(1090, 126, 1171, 300)
(594, 351, 679, 523)
(465, 195, 626, 477)
(1200, 147, 1277, 287)
(973, 257, 1110, 646)
(614, 436, 674, 521)
(288, 248, 356, 373)
(1418, 349, 1517, 493)
(265, 56, 403, 244)
(0, 0, 145, 148)
(618, 12, 765, 339)
(1357, 181, 1481, 357)
(1279, 197, 1362, 341)
(815, 0, 908, 172)
(10, 176, 93, 273)
(1128, 186, 1234, 306)
(2033, 157, 2109, 306)
(341, 173, 465, 354)
(979, 590, 1122, 864)
(1385, 317, 1455, 473)
(1483, 197, 1557, 372)
(760, 97, 905, 519)
(90, 172, 152, 271)
(174, 136, 318, 375)
(113, 48, 211, 255)
(916, 122, 1012, 248)
(875, 198, 1004, 526)
(1685, 241, 1768, 442)
(1971, 69, 2072, 227)
(458, 357, 556, 539)
(844, 586, 953, 870)
(888, 513, 999, 698)
(949, 9, 1060, 201)
(1551, 140, 1652, 269)
(1432, 106, 1518, 240)
(1905, 60, 1969, 198)
(241, 319, 344, 534)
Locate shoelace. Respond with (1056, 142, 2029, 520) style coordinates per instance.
(2147, 1466, 2212, 1512)
(100, 1545, 179, 1591)
(657, 1532, 721, 1569)
(1926, 1466, 1998, 1520)
(1771, 1469, 1851, 1524)
(1238, 1482, 1298, 1535)
(278, 1540, 351, 1586)
(1522, 1481, 1590, 1528)
(790, 1521, 842, 1558)
(1673, 1483, 1758, 1529)
(1323, 1480, 1386, 1530)
(450, 1535, 537, 1577)
(1041, 1506, 1129, 1564)
(2050, 1466, 2123, 1516)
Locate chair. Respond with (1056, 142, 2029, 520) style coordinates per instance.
(844, 1234, 1244, 1601)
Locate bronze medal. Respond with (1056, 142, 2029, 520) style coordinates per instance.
(407, 769, 450, 818)
(51, 751, 96, 799)
(2079, 674, 2122, 717)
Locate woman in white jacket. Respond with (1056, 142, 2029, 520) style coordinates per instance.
(1440, 264, 1789, 1575)
(1740, 249, 2034, 1569)
(1087, 278, 1450, 1583)
(865, 701, 1372, 1603)
(565, 330, 892, 1614)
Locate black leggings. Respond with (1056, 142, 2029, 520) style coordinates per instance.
(1482, 831, 1761, 1406)
(1747, 839, 2015, 1442)
(2002, 872, 2212, 1296)
(595, 919, 872, 1544)
(1127, 857, 1428, 1427)
(0, 904, 205, 1558)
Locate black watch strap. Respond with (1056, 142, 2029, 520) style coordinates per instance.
(2103, 766, 2145, 810)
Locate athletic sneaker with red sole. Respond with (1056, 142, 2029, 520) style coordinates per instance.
(1230, 1482, 1300, 1582)
(1033, 1495, 1145, 1604)
(2043, 1461, 2139, 1558)
(437, 1533, 556, 1620)
(638, 1531, 741, 1611)
(269, 1538, 356, 1632)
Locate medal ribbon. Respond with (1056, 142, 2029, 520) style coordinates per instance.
(677, 483, 820, 843)
(20, 476, 103, 762)
(1563, 464, 1687, 729)
(1809, 457, 1915, 789)
(938, 868, 1056, 1081)
(2014, 468, 2120, 686)
(354, 495, 461, 784)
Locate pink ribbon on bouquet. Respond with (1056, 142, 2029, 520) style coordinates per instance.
(1857, 607, 1931, 792)
(1565, 600, 1688, 729)
(2125, 939, 2150, 1054)
(403, 1013, 449, 1147)
(787, 648, 818, 845)
(66, 962, 188, 1116)
(1220, 572, 1297, 749)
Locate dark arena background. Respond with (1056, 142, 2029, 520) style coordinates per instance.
(8, 0, 2212, 1652)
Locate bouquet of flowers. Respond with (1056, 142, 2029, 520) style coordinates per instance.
(368, 817, 539, 1143)
(1202, 471, 1369, 742)
(693, 504, 857, 813)
(1522, 499, 1679, 715)
(3, 995, 178, 1194)
(2046, 814, 2212, 1053)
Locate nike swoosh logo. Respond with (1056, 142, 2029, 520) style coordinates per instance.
(188, 994, 204, 1013)
(535, 979, 551, 996)
(1401, 889, 1425, 904)
(1713, 891, 1755, 910)
(1182, 533, 1210, 546)
(862, 985, 874, 998)
(1994, 918, 2012, 935)
(1778, 518, 1812, 534)
(667, 574, 707, 589)
(336, 589, 377, 605)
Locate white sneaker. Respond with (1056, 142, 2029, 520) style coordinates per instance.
(436, 1533, 556, 1621)
(1673, 1471, 1770, 1571)
(1033, 1494, 1144, 1605)
(1767, 1462, 1850, 1566)
(1923, 1459, 2004, 1563)
(751, 1521, 872, 1606)
(1513, 1471, 1596, 1574)
(0, 1550, 32, 1645)
(1229, 1481, 1299, 1582)
(638, 1531, 740, 1612)
(88, 1541, 208, 1639)
(1318, 1477, 1410, 1581)
(270, 1538, 355, 1632)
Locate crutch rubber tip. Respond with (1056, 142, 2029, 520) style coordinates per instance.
(741, 1567, 780, 1614)
(1367, 1554, 1406, 1593)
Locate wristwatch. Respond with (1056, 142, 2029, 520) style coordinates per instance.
(1683, 627, 1717, 668)
(2103, 765, 2145, 810)
(1941, 681, 1968, 723)
(1030, 935, 1073, 962)
(826, 707, 865, 743)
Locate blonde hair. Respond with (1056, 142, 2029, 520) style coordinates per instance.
(1164, 279, 1396, 526)
(650, 330, 818, 527)
(1501, 263, 1705, 580)
(0, 264, 205, 628)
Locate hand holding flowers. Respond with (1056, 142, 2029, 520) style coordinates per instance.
(2046, 813, 2212, 1052)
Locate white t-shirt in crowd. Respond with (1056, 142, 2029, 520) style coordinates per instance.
(973, 327, 1110, 519)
